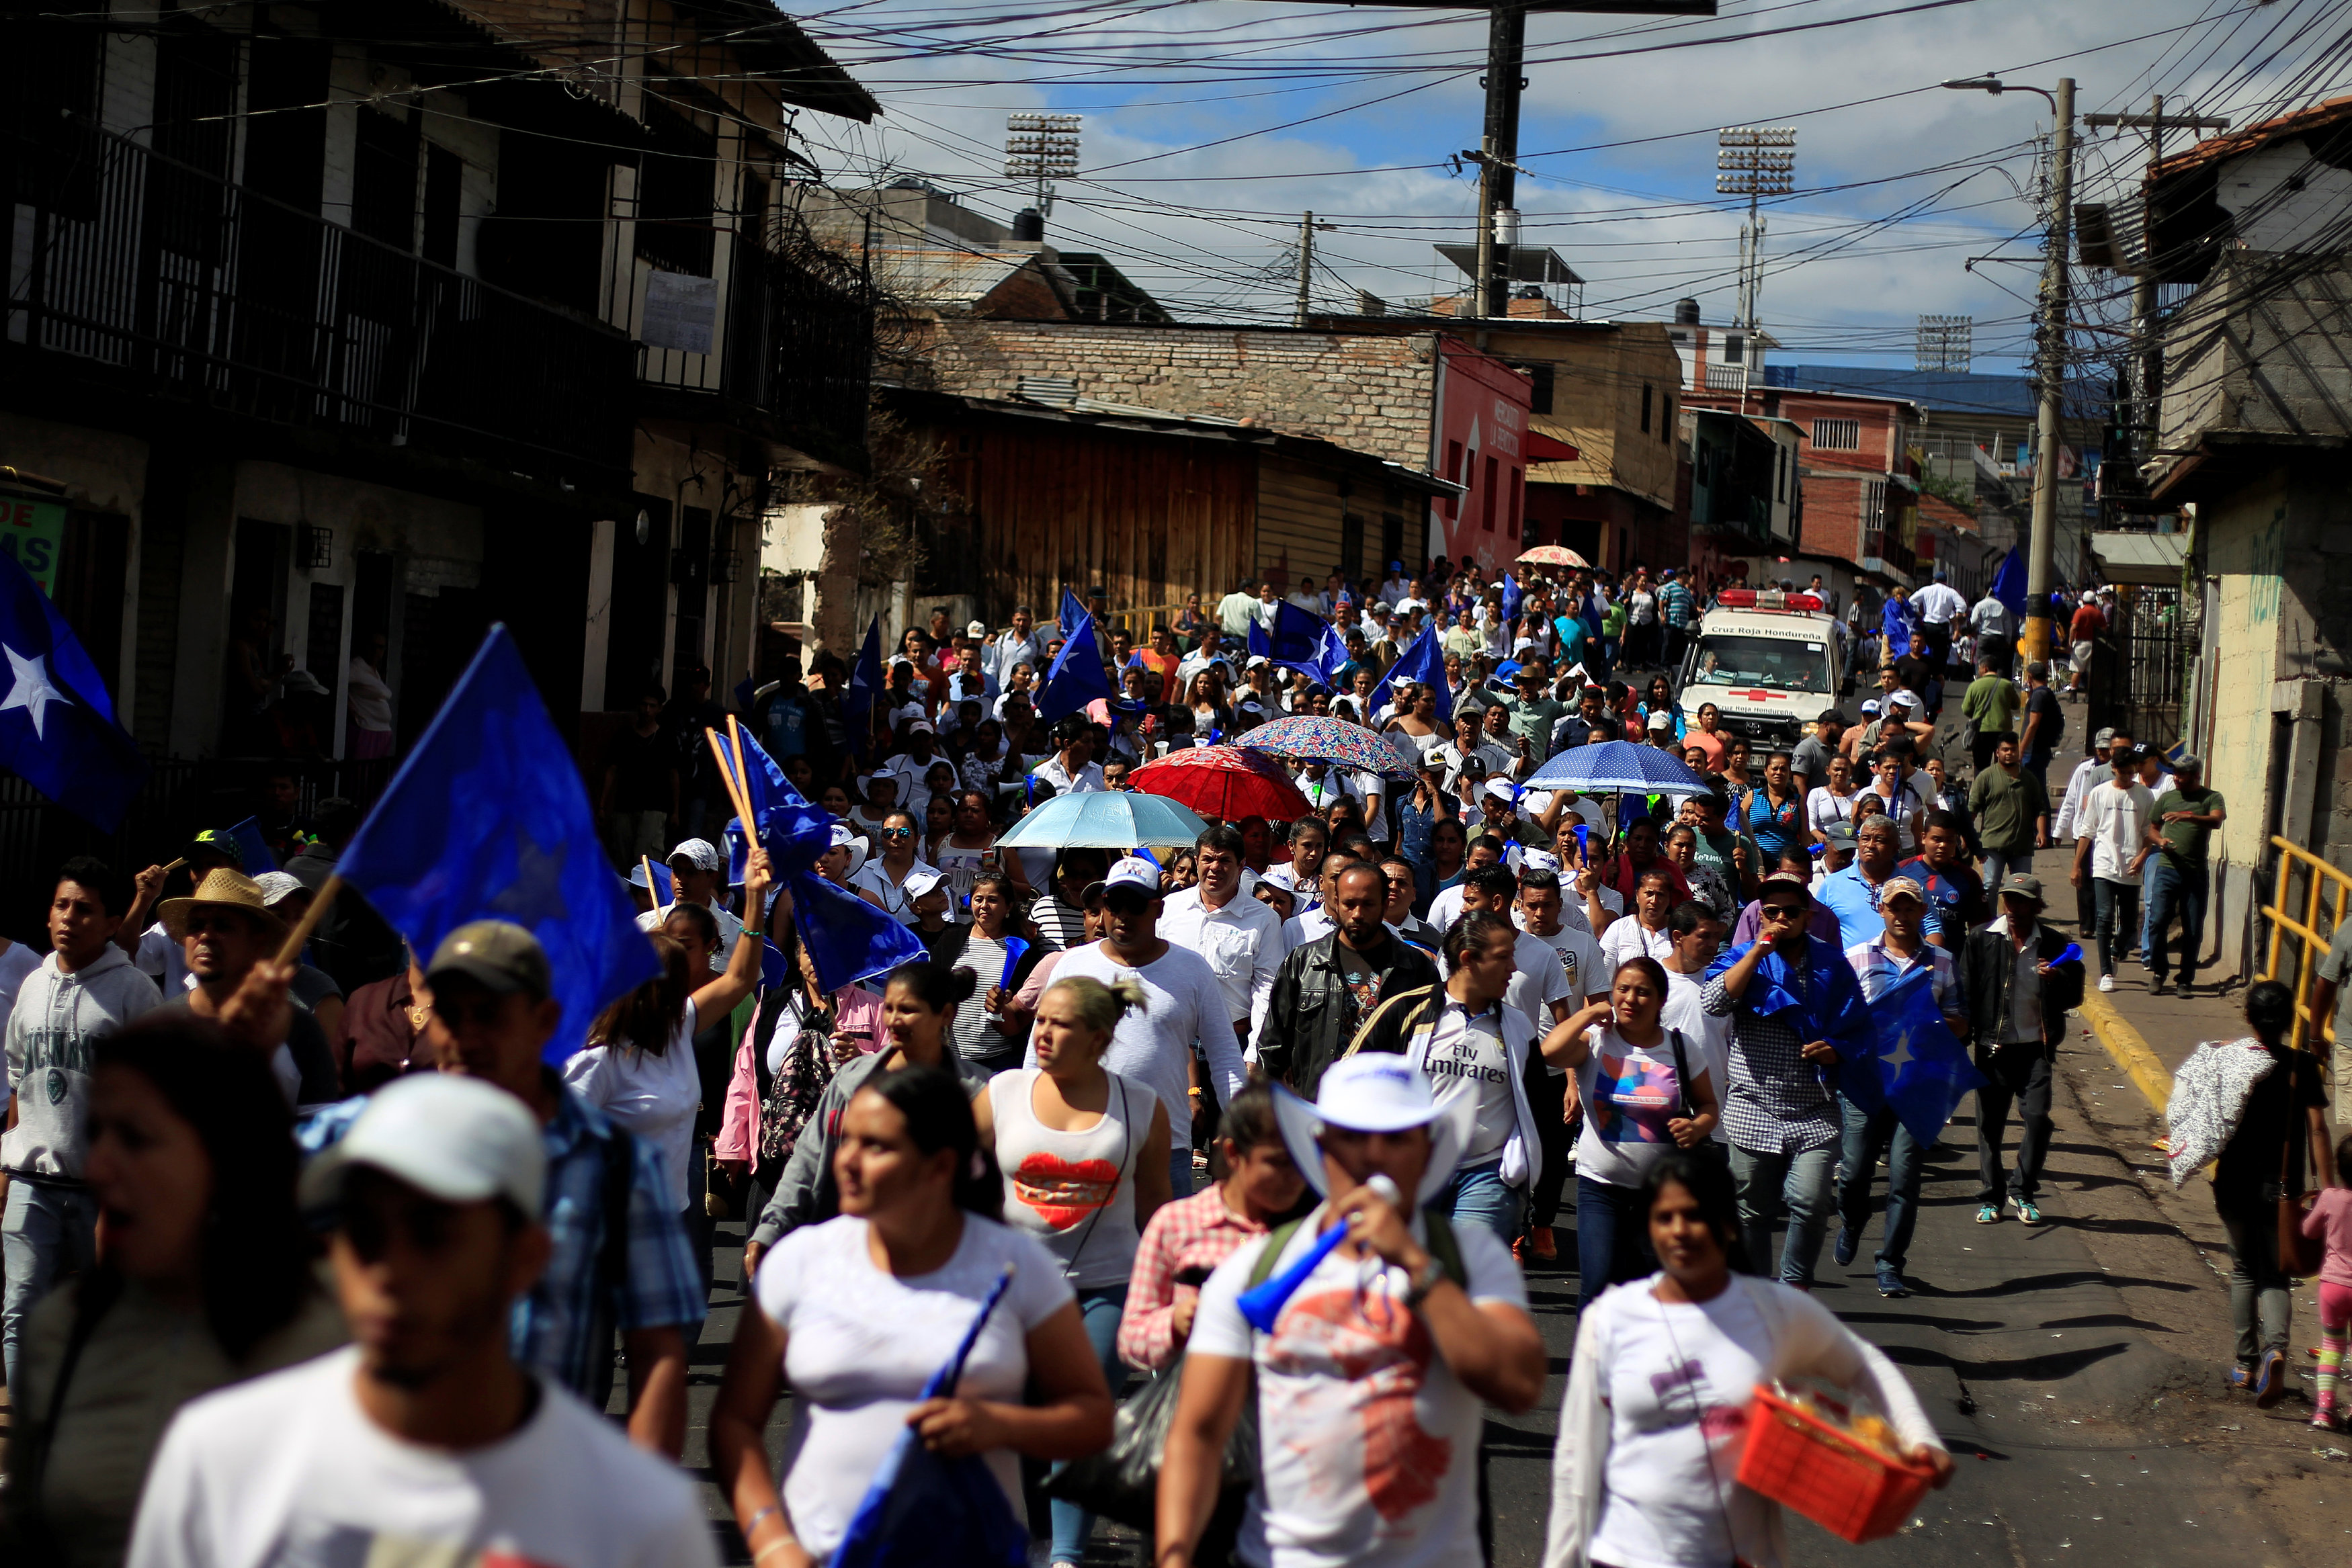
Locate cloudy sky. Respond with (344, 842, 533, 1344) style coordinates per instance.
(787, 0, 2348, 372)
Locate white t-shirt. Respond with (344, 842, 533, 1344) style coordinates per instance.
(126, 1347, 716, 1568)
(132, 922, 191, 996)
(1573, 1028, 1687, 1190)
(2078, 778, 2156, 883)
(1435, 929, 1573, 1037)
(634, 900, 745, 964)
(1660, 971, 1732, 1147)
(1584, 1278, 1779, 1568)
(1806, 785, 1857, 836)
(1519, 920, 1606, 1007)
(1027, 942, 1246, 1149)
(850, 857, 943, 926)
(1191, 1211, 1527, 1568)
(931, 839, 995, 921)
(1419, 1004, 1519, 1166)
(755, 1215, 1073, 1561)
(562, 1000, 703, 1214)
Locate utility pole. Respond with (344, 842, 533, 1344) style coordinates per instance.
(1716, 128, 1794, 330)
(1295, 212, 1315, 327)
(2022, 76, 2076, 672)
(2083, 97, 2229, 462)
(1472, 0, 1529, 319)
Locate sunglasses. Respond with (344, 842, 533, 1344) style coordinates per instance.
(880, 827, 913, 839)
(1760, 904, 1806, 921)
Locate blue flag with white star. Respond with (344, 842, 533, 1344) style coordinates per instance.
(1863, 963, 1986, 1146)
(0, 546, 146, 830)
(1038, 612, 1114, 720)
(840, 617, 886, 719)
(1367, 625, 1452, 727)
(336, 625, 659, 1063)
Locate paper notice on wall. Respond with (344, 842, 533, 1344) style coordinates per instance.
(642, 271, 718, 355)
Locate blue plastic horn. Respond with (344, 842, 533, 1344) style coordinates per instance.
(1236, 1174, 1401, 1332)
(2052, 942, 2081, 967)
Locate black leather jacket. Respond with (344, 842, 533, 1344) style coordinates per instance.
(1257, 932, 1439, 1098)
(1958, 917, 2084, 1055)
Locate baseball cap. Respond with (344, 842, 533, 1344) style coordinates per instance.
(2125, 742, 2153, 763)
(1484, 778, 1519, 804)
(668, 838, 723, 871)
(2174, 752, 2204, 773)
(183, 827, 244, 869)
(1102, 856, 1163, 897)
(907, 718, 936, 736)
(2092, 726, 2117, 749)
(903, 868, 947, 900)
(300, 1072, 546, 1215)
(966, 619, 988, 638)
(1818, 821, 1858, 851)
(1888, 692, 1918, 711)
(1859, 699, 1881, 715)
(1245, 654, 1271, 670)
(252, 871, 307, 908)
(1646, 710, 1673, 730)
(1999, 872, 2046, 905)
(424, 920, 552, 999)
(1878, 876, 1925, 906)
(1761, 869, 1813, 900)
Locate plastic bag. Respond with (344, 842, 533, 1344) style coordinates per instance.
(1044, 1351, 1257, 1530)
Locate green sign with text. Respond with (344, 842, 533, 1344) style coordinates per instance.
(0, 495, 66, 595)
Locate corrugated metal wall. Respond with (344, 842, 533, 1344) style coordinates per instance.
(961, 421, 1257, 624)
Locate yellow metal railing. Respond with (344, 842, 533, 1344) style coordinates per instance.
(2261, 834, 2352, 1051)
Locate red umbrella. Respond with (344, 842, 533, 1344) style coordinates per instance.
(1130, 745, 1311, 822)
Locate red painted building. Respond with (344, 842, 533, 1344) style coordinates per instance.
(1427, 339, 1539, 573)
(1683, 383, 1922, 586)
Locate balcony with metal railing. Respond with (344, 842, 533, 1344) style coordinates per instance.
(1703, 361, 1750, 392)
(5, 122, 635, 480)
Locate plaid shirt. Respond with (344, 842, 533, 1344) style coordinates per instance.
(1845, 937, 1961, 1015)
(298, 1076, 707, 1398)
(1116, 1184, 1269, 1373)
(1702, 973, 1841, 1155)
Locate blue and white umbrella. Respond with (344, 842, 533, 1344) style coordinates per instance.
(1523, 740, 1710, 796)
(997, 788, 1210, 851)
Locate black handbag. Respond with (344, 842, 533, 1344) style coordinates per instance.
(1042, 1350, 1259, 1532)
(1667, 1027, 1729, 1165)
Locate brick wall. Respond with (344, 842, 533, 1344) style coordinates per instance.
(913, 320, 1441, 472)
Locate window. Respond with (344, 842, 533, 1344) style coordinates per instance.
(1861, 480, 1887, 560)
(1724, 334, 1745, 366)
(1341, 513, 1364, 580)
(1507, 362, 1555, 415)
(1811, 418, 1860, 451)
(1481, 455, 1499, 531)
(421, 144, 462, 268)
(1661, 395, 1673, 443)
(1507, 468, 1523, 538)
(636, 96, 717, 277)
(1443, 439, 1465, 520)
(352, 107, 420, 249)
(1640, 384, 1653, 434)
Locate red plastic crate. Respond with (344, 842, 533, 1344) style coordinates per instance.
(1734, 1384, 1935, 1543)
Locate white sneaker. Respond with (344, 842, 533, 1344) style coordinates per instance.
(2098, 973, 2115, 993)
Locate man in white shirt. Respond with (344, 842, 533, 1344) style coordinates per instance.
(1030, 857, 1246, 1194)
(1159, 825, 1288, 1047)
(1030, 718, 1107, 795)
(1511, 865, 1607, 1262)
(1656, 900, 1731, 1145)
(1443, 865, 1574, 1035)
(1161, 1053, 1542, 1568)
(633, 838, 745, 961)
(1433, 710, 1513, 795)
(988, 605, 1049, 691)
(878, 720, 948, 812)
(130, 1075, 717, 1568)
(1286, 579, 1330, 617)
(1216, 576, 1261, 640)
(1379, 561, 1413, 603)
(1910, 570, 1969, 674)
(1970, 588, 2016, 675)
(2072, 744, 2156, 991)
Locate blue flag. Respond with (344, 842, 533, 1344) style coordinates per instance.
(1247, 617, 1270, 660)
(1038, 612, 1114, 720)
(1368, 625, 1452, 727)
(220, 818, 280, 875)
(713, 728, 924, 994)
(1261, 601, 1332, 687)
(1880, 597, 1912, 661)
(1059, 588, 1089, 640)
(632, 856, 675, 906)
(1990, 546, 2027, 621)
(1501, 572, 1523, 623)
(1313, 621, 1350, 688)
(337, 626, 660, 1063)
(0, 547, 146, 830)
(1865, 964, 1986, 1146)
(759, 937, 792, 992)
(841, 617, 885, 718)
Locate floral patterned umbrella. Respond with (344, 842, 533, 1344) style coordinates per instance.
(1130, 746, 1312, 821)
(1237, 715, 1419, 782)
(1515, 545, 1591, 568)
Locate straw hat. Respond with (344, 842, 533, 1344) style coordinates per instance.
(157, 869, 287, 942)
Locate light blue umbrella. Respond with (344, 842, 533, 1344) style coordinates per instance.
(997, 789, 1210, 851)
(1524, 740, 1710, 795)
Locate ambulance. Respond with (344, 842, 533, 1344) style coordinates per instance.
(1675, 589, 1843, 748)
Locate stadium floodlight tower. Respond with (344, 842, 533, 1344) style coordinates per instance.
(1716, 126, 1794, 331)
(1005, 113, 1081, 221)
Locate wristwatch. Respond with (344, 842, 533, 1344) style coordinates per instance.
(1402, 1254, 1449, 1309)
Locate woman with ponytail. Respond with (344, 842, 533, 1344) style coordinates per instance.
(972, 975, 1171, 1568)
(712, 1061, 1115, 1568)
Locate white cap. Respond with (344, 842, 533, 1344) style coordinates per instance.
(1646, 709, 1673, 730)
(907, 718, 936, 736)
(1315, 1053, 1444, 1133)
(1246, 654, 1271, 670)
(1103, 855, 1163, 895)
(252, 871, 306, 907)
(1859, 699, 1882, 715)
(966, 619, 988, 638)
(903, 868, 947, 899)
(1888, 692, 1918, 711)
(1484, 777, 1519, 804)
(668, 838, 723, 871)
(300, 1074, 546, 1215)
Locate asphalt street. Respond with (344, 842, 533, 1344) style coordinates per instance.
(669, 713, 2352, 1567)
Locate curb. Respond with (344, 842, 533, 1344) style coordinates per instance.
(2078, 988, 2175, 1114)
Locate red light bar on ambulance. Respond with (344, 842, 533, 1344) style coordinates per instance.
(1713, 589, 1824, 612)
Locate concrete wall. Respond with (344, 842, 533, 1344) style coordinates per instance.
(0, 411, 147, 714)
(1490, 324, 1681, 515)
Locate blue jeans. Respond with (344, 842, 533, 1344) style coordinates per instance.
(2137, 853, 2159, 957)
(3, 1179, 99, 1393)
(1429, 1161, 1523, 1246)
(1982, 846, 2033, 891)
(1049, 1282, 1130, 1563)
(1835, 1096, 1923, 1273)
(1576, 1175, 1653, 1311)
(2092, 877, 2141, 977)
(2146, 859, 2208, 986)
(1171, 1147, 1198, 1204)
(1728, 1143, 1836, 1287)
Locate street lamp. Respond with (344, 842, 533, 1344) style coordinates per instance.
(1946, 72, 2075, 670)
